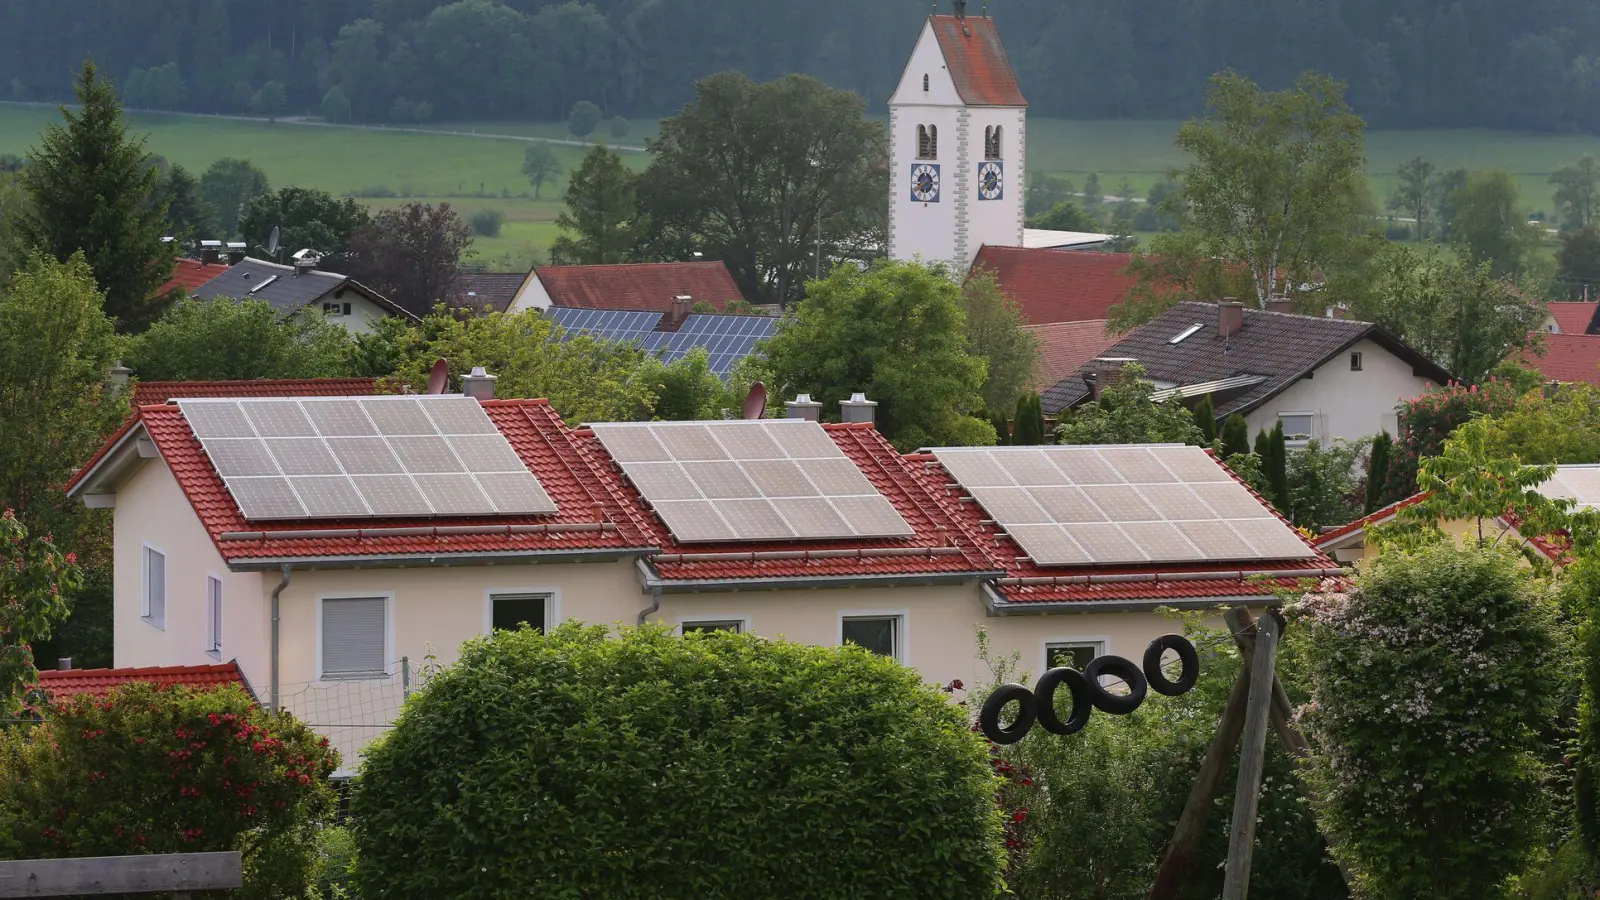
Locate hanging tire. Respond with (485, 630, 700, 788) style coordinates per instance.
(1143, 634, 1200, 696)
(1084, 655, 1147, 715)
(1034, 667, 1093, 735)
(979, 683, 1037, 745)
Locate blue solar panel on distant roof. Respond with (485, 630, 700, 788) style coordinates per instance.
(544, 307, 663, 341)
(547, 310, 778, 378)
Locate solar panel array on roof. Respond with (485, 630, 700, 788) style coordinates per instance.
(932, 444, 1315, 566)
(1539, 466, 1600, 508)
(546, 311, 778, 378)
(590, 420, 913, 542)
(543, 307, 664, 341)
(178, 396, 557, 521)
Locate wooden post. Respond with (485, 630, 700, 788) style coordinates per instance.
(1222, 608, 1279, 900)
(1147, 663, 1252, 900)
(0, 851, 242, 897)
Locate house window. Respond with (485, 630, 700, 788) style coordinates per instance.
(1349, 352, 1363, 371)
(142, 547, 165, 629)
(1045, 641, 1104, 671)
(917, 124, 937, 159)
(206, 576, 223, 655)
(683, 620, 744, 634)
(922, 73, 930, 92)
(984, 125, 1003, 160)
(490, 592, 548, 633)
(1278, 413, 1315, 444)
(842, 615, 901, 659)
(322, 302, 351, 316)
(321, 597, 388, 680)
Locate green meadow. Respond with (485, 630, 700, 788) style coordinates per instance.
(4, 105, 1599, 268)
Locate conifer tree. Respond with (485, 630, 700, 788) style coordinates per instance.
(1365, 431, 1392, 514)
(1013, 392, 1046, 445)
(14, 59, 173, 331)
(1220, 414, 1251, 459)
(550, 144, 641, 265)
(1192, 393, 1217, 445)
(987, 409, 1011, 446)
(1266, 421, 1290, 510)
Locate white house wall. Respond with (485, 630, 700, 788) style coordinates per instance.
(509, 276, 554, 312)
(1243, 337, 1429, 444)
(963, 106, 1026, 262)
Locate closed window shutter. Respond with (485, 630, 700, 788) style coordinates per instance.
(208, 577, 223, 652)
(145, 549, 166, 626)
(323, 597, 386, 678)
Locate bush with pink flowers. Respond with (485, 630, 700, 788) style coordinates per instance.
(1378, 379, 1520, 506)
(0, 682, 338, 899)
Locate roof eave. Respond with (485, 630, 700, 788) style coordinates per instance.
(66, 421, 154, 500)
(982, 581, 1290, 615)
(225, 546, 659, 572)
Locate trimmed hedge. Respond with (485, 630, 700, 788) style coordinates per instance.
(351, 623, 1007, 898)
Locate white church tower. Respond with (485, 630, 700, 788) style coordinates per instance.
(888, 0, 1027, 272)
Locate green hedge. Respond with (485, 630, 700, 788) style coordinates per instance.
(351, 623, 1007, 898)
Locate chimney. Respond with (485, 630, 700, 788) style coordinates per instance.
(1082, 357, 1134, 402)
(106, 361, 133, 393)
(293, 259, 316, 276)
(199, 240, 222, 265)
(668, 294, 693, 329)
(953, 0, 967, 18)
(461, 366, 497, 401)
(785, 393, 823, 421)
(1218, 300, 1244, 339)
(1266, 296, 1295, 314)
(226, 241, 248, 265)
(839, 392, 878, 426)
(58, 657, 72, 671)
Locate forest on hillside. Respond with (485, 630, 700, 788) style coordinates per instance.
(1, 0, 1596, 131)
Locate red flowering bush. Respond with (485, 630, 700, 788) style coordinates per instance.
(0, 683, 337, 899)
(0, 508, 81, 714)
(1380, 379, 1520, 506)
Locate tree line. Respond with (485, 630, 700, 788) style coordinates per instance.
(3, 0, 1599, 131)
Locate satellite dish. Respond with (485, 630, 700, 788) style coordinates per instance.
(426, 359, 449, 395)
(742, 381, 768, 420)
(266, 225, 281, 259)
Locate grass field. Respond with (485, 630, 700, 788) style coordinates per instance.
(4, 105, 1599, 267)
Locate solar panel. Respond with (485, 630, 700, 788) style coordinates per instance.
(933, 444, 1315, 566)
(546, 310, 778, 378)
(1545, 467, 1600, 507)
(179, 397, 557, 521)
(590, 420, 913, 543)
(545, 307, 664, 341)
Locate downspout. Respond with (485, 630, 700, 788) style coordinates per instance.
(637, 585, 662, 626)
(270, 564, 291, 711)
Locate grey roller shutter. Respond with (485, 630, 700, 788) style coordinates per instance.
(144, 548, 166, 627)
(322, 597, 386, 678)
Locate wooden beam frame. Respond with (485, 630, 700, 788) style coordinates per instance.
(0, 851, 242, 898)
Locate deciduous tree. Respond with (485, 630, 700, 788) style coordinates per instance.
(550, 144, 640, 265)
(566, 100, 602, 142)
(1390, 155, 1436, 239)
(638, 71, 888, 308)
(1552, 155, 1600, 232)
(199, 158, 270, 239)
(1025, 201, 1096, 232)
(239, 187, 371, 258)
(760, 259, 992, 450)
(344, 202, 472, 317)
(1056, 363, 1204, 446)
(962, 271, 1039, 415)
(125, 298, 357, 381)
(13, 60, 175, 331)
(1446, 169, 1544, 278)
(0, 510, 80, 715)
(521, 144, 563, 200)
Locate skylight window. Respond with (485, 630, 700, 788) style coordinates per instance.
(248, 275, 279, 294)
(1169, 323, 1203, 344)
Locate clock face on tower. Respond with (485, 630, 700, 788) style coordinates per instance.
(910, 164, 940, 203)
(978, 161, 1003, 201)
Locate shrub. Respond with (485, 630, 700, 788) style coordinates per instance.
(469, 207, 505, 238)
(351, 623, 1007, 898)
(1298, 543, 1565, 899)
(0, 683, 338, 899)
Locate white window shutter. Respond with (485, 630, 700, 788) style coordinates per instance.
(322, 598, 386, 678)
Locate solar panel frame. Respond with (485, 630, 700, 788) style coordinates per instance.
(413, 473, 496, 515)
(182, 401, 257, 439)
(241, 400, 317, 437)
(390, 436, 466, 474)
(831, 494, 917, 538)
(681, 460, 761, 499)
(290, 475, 371, 518)
(226, 476, 308, 520)
(201, 439, 280, 477)
(301, 399, 377, 437)
(741, 459, 821, 498)
(475, 471, 557, 514)
(771, 497, 852, 539)
(653, 500, 737, 542)
(268, 438, 344, 476)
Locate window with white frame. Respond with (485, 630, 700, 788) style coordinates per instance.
(1278, 412, 1315, 444)
(842, 615, 901, 659)
(321, 597, 387, 679)
(1349, 351, 1363, 371)
(1045, 641, 1104, 671)
(683, 620, 743, 634)
(206, 576, 223, 655)
(142, 547, 165, 628)
(490, 592, 549, 633)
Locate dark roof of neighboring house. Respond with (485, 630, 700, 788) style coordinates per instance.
(158, 258, 232, 297)
(971, 247, 1162, 326)
(535, 262, 744, 312)
(1548, 301, 1599, 335)
(191, 257, 417, 321)
(454, 272, 531, 314)
(36, 662, 252, 702)
(1040, 301, 1454, 416)
(1523, 332, 1600, 386)
(1025, 320, 1118, 392)
(927, 15, 1027, 107)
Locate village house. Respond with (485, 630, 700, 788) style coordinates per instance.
(188, 255, 416, 335)
(509, 261, 746, 313)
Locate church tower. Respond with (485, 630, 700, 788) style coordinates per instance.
(888, 0, 1027, 273)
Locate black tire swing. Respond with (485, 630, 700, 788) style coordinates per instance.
(976, 634, 1200, 743)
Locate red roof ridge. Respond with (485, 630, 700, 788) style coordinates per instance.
(36, 661, 250, 701)
(1315, 492, 1430, 547)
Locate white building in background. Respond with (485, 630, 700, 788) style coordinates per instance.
(888, 1, 1027, 272)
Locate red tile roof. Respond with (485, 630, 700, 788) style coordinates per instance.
(1523, 332, 1600, 386)
(135, 399, 655, 564)
(1313, 492, 1429, 549)
(37, 662, 251, 701)
(928, 15, 1027, 107)
(907, 450, 1342, 606)
(1547, 302, 1598, 335)
(158, 258, 232, 297)
(581, 422, 1002, 584)
(1025, 320, 1118, 391)
(972, 247, 1162, 326)
(131, 378, 381, 409)
(536, 262, 744, 312)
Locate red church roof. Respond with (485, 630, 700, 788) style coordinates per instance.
(972, 247, 1165, 326)
(1025, 320, 1119, 391)
(37, 662, 251, 702)
(535, 262, 744, 312)
(158, 258, 232, 297)
(928, 15, 1027, 107)
(1523, 332, 1600, 386)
